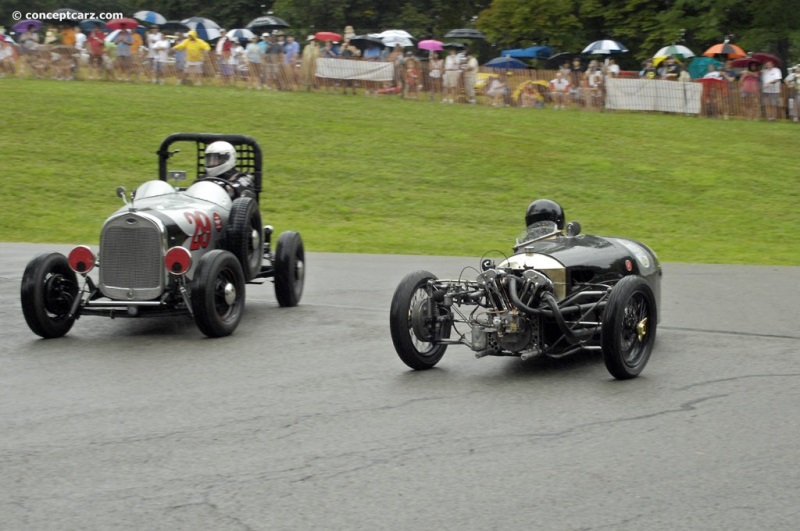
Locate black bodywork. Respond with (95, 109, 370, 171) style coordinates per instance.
(389, 221, 662, 380)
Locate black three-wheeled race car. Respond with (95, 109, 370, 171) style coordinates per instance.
(390, 200, 662, 379)
(21, 133, 304, 338)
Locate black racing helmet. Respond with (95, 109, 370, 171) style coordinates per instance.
(525, 199, 565, 229)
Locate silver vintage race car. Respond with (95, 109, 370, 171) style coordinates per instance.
(21, 133, 304, 338)
(389, 200, 662, 380)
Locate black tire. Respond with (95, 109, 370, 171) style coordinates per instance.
(225, 197, 263, 282)
(389, 270, 450, 370)
(191, 250, 246, 337)
(20, 253, 79, 339)
(274, 231, 304, 307)
(601, 275, 657, 380)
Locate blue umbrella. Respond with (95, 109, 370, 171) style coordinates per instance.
(582, 39, 628, 55)
(133, 11, 167, 26)
(499, 46, 552, 59)
(80, 19, 107, 32)
(484, 56, 528, 69)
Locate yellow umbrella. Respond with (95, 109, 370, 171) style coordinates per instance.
(512, 79, 549, 100)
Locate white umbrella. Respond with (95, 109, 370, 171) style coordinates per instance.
(381, 35, 415, 48)
(582, 39, 628, 54)
(653, 44, 695, 59)
(377, 29, 414, 40)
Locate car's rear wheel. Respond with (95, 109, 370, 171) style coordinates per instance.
(601, 275, 657, 380)
(389, 270, 450, 370)
(225, 197, 263, 282)
(20, 253, 79, 339)
(274, 231, 304, 307)
(191, 250, 246, 337)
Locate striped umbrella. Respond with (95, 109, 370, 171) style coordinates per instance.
(225, 28, 255, 42)
(703, 42, 746, 59)
(582, 39, 628, 55)
(654, 44, 695, 59)
(133, 11, 167, 25)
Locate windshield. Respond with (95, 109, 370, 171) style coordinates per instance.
(515, 220, 560, 247)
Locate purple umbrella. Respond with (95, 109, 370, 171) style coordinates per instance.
(418, 39, 444, 51)
(13, 19, 42, 33)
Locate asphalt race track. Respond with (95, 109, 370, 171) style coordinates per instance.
(1, 243, 799, 530)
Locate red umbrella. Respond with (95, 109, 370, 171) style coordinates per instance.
(703, 42, 746, 59)
(730, 53, 782, 68)
(106, 18, 139, 31)
(314, 31, 342, 42)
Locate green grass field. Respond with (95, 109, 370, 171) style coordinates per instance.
(1, 78, 797, 265)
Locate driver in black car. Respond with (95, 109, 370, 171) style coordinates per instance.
(525, 199, 565, 230)
(203, 141, 255, 199)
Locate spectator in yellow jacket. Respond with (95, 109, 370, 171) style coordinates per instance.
(172, 30, 210, 85)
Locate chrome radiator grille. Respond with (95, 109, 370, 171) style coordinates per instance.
(99, 214, 165, 300)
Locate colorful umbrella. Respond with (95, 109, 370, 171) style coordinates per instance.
(582, 39, 628, 54)
(106, 18, 139, 31)
(654, 44, 695, 59)
(246, 15, 290, 33)
(445, 28, 486, 39)
(703, 42, 746, 59)
(13, 20, 42, 33)
(484, 56, 528, 69)
(418, 39, 444, 51)
(133, 11, 167, 26)
(314, 31, 342, 42)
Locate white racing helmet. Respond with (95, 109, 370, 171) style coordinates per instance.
(204, 141, 236, 178)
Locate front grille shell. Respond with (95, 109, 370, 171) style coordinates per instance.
(99, 212, 167, 301)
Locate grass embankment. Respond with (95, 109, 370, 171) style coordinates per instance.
(0, 78, 797, 265)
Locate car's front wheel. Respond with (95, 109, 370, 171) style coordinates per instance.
(601, 275, 657, 380)
(389, 270, 450, 370)
(20, 253, 79, 339)
(274, 231, 304, 307)
(191, 250, 246, 337)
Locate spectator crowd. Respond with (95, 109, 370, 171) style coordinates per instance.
(1, 23, 798, 121)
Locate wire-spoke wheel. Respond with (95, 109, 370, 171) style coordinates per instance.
(389, 270, 450, 370)
(602, 275, 657, 380)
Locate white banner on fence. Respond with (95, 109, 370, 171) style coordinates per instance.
(605, 78, 703, 115)
(315, 58, 395, 81)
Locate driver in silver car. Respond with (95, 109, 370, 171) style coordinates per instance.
(203, 141, 255, 199)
